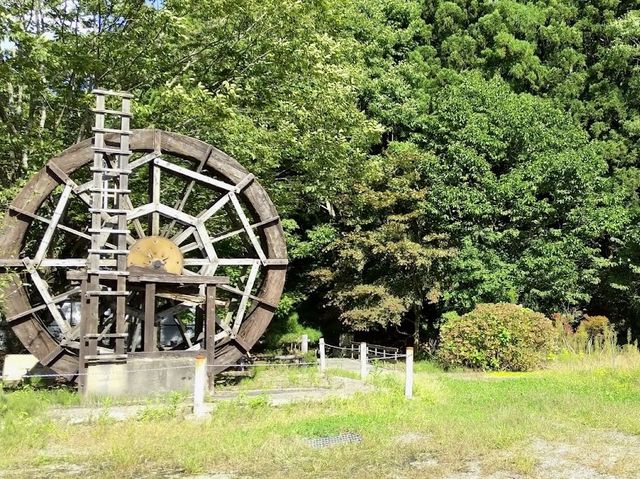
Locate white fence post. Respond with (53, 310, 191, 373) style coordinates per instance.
(301, 334, 309, 354)
(360, 342, 368, 379)
(405, 346, 414, 399)
(193, 354, 207, 418)
(319, 337, 326, 373)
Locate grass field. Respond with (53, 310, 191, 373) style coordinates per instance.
(1, 351, 639, 479)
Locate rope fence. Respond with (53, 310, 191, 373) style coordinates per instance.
(0, 360, 319, 381)
(318, 338, 414, 399)
(1, 336, 414, 418)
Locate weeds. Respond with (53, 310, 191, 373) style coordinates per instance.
(0, 355, 639, 478)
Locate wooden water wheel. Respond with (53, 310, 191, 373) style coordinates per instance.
(0, 90, 287, 380)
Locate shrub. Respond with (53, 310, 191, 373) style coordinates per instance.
(574, 315, 616, 353)
(577, 315, 610, 340)
(437, 303, 555, 371)
(263, 312, 321, 351)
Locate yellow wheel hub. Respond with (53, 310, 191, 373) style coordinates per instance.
(127, 236, 184, 274)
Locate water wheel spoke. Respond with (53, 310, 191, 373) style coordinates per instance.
(148, 160, 161, 236)
(162, 148, 209, 237)
(232, 260, 260, 333)
(33, 184, 74, 264)
(6, 286, 82, 323)
(25, 263, 71, 334)
(173, 193, 231, 246)
(154, 157, 236, 191)
(229, 192, 267, 265)
(172, 173, 254, 248)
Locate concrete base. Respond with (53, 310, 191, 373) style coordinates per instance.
(84, 357, 198, 398)
(2, 354, 39, 383)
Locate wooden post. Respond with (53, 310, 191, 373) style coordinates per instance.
(405, 346, 414, 399)
(301, 334, 309, 354)
(193, 354, 207, 419)
(143, 283, 156, 351)
(360, 342, 368, 379)
(205, 285, 216, 391)
(78, 278, 89, 394)
(319, 337, 326, 373)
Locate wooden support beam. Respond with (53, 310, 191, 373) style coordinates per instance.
(129, 152, 160, 170)
(183, 258, 287, 266)
(144, 282, 156, 352)
(78, 279, 89, 393)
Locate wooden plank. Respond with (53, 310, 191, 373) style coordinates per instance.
(128, 202, 197, 227)
(157, 203, 198, 226)
(130, 272, 229, 285)
(128, 350, 203, 359)
(229, 193, 267, 264)
(183, 258, 287, 266)
(78, 279, 88, 393)
(232, 261, 260, 333)
(90, 108, 133, 117)
(91, 88, 133, 99)
(0, 259, 27, 267)
(233, 173, 255, 193)
(40, 345, 65, 367)
(154, 157, 235, 191)
(116, 98, 131, 357)
(144, 282, 156, 352)
(126, 202, 156, 221)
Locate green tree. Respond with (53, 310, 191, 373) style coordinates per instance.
(310, 142, 454, 349)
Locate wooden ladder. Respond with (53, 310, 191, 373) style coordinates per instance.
(80, 89, 133, 371)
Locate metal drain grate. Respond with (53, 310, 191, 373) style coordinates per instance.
(304, 432, 362, 449)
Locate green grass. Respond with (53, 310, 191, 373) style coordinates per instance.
(1, 353, 640, 478)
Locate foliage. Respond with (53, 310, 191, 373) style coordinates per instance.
(3, 0, 640, 342)
(577, 315, 612, 342)
(264, 309, 321, 350)
(437, 303, 555, 371)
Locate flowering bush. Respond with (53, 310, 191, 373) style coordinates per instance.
(437, 303, 555, 371)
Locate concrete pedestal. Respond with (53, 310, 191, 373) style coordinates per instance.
(84, 357, 197, 398)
